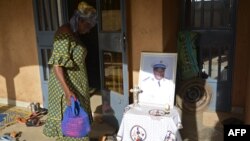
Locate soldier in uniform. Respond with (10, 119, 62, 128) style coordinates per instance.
(139, 61, 175, 108)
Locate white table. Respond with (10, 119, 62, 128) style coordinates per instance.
(117, 104, 182, 141)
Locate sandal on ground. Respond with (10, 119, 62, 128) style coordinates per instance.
(29, 112, 41, 119)
(37, 108, 48, 115)
(25, 117, 42, 127)
(16, 110, 45, 125)
(31, 108, 48, 117)
(16, 117, 27, 124)
(28, 111, 44, 119)
(16, 114, 39, 124)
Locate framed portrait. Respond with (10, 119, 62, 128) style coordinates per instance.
(138, 52, 178, 107)
(139, 52, 178, 85)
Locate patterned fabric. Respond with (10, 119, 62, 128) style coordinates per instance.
(117, 105, 183, 141)
(177, 31, 199, 80)
(43, 33, 92, 141)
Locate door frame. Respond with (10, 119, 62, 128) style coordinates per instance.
(96, 0, 129, 126)
(33, 0, 70, 108)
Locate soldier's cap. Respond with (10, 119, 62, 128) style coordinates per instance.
(152, 61, 167, 69)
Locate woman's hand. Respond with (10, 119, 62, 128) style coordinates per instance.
(65, 90, 76, 106)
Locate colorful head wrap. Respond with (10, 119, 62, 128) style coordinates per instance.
(70, 1, 97, 33)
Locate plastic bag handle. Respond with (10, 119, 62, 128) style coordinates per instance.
(70, 97, 80, 116)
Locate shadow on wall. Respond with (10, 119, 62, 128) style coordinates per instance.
(0, 50, 40, 107)
(0, 1, 42, 109)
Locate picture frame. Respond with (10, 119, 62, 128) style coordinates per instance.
(138, 52, 178, 86)
(138, 52, 178, 107)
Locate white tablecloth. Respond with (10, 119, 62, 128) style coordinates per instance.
(117, 104, 182, 141)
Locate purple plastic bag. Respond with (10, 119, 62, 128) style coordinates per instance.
(61, 97, 91, 138)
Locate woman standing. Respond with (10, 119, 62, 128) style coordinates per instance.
(43, 2, 96, 141)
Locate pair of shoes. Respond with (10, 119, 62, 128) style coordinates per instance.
(29, 108, 48, 118)
(25, 117, 43, 127)
(16, 111, 45, 126)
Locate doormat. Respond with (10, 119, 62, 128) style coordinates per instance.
(0, 105, 30, 130)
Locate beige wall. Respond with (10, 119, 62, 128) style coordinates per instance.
(128, 0, 180, 86)
(0, 0, 42, 106)
(128, 0, 164, 86)
(0, 0, 249, 114)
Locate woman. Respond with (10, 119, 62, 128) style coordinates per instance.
(43, 2, 96, 141)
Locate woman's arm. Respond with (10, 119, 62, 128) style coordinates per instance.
(53, 65, 75, 105)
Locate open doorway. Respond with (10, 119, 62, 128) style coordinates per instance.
(81, 25, 101, 91)
(67, 0, 101, 92)
(66, 0, 129, 127)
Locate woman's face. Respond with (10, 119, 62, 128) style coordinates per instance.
(153, 67, 165, 80)
(78, 19, 93, 34)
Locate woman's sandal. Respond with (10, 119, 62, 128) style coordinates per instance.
(16, 112, 40, 124)
(16, 111, 43, 126)
(37, 108, 48, 115)
(29, 112, 41, 119)
(25, 117, 42, 127)
(16, 108, 47, 127)
(16, 117, 27, 124)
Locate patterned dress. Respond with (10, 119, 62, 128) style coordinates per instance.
(43, 33, 92, 141)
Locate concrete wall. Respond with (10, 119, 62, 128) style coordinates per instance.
(0, 0, 42, 106)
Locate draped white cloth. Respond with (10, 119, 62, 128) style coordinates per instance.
(117, 104, 182, 141)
